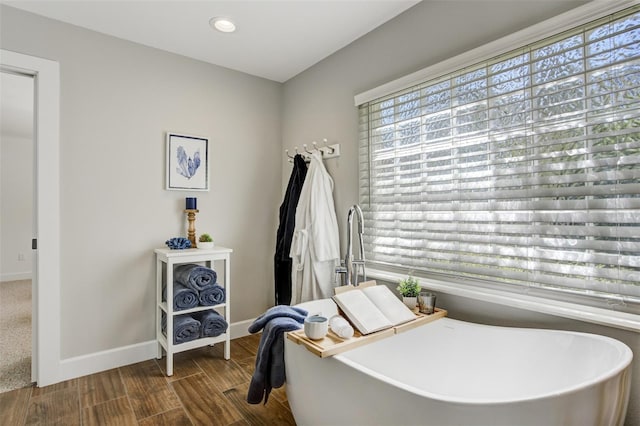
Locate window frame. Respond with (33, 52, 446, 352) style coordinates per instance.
(356, 0, 640, 331)
(355, 1, 640, 106)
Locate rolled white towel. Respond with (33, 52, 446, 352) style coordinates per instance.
(329, 315, 354, 339)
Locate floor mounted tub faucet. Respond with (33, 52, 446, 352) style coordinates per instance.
(336, 205, 366, 286)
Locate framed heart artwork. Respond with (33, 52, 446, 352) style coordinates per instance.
(166, 132, 209, 191)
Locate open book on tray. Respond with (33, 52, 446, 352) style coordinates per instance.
(332, 281, 416, 335)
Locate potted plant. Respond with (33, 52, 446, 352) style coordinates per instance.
(197, 233, 214, 249)
(397, 275, 421, 309)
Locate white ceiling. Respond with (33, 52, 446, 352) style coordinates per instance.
(2, 0, 420, 82)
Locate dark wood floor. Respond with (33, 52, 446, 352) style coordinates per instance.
(0, 334, 296, 425)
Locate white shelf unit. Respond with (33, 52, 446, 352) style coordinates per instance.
(154, 246, 232, 376)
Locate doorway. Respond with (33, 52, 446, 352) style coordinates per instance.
(1, 49, 60, 387)
(0, 70, 35, 392)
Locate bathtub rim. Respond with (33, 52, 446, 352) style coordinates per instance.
(327, 317, 634, 406)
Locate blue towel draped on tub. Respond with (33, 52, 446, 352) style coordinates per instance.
(162, 313, 201, 344)
(193, 310, 228, 337)
(163, 283, 199, 311)
(174, 263, 217, 292)
(198, 283, 226, 306)
(247, 305, 308, 405)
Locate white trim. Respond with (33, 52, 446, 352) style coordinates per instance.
(59, 340, 158, 381)
(0, 272, 33, 282)
(0, 49, 61, 387)
(58, 318, 257, 381)
(230, 317, 256, 339)
(367, 268, 640, 333)
(354, 0, 640, 105)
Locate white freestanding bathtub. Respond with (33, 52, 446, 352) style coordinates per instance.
(285, 298, 633, 426)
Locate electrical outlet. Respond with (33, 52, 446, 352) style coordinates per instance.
(17, 253, 25, 261)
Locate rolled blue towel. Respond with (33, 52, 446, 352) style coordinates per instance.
(163, 283, 199, 311)
(174, 264, 217, 292)
(198, 283, 226, 306)
(162, 313, 201, 344)
(193, 310, 228, 338)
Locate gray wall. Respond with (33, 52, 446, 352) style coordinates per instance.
(0, 128, 33, 281)
(281, 1, 638, 424)
(1, 73, 34, 281)
(1, 5, 282, 358)
(0, 134, 33, 280)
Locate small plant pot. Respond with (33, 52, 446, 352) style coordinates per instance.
(197, 241, 214, 249)
(402, 296, 417, 309)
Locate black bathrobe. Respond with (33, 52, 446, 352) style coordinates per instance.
(274, 154, 307, 305)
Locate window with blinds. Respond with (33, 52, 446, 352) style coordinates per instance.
(359, 6, 640, 305)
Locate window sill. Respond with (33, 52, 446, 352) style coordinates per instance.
(367, 268, 640, 333)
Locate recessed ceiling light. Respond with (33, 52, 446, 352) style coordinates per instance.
(209, 17, 236, 33)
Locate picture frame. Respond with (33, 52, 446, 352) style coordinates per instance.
(166, 132, 209, 191)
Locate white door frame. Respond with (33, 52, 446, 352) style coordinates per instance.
(1, 49, 60, 387)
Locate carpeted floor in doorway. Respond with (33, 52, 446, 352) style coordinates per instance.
(0, 280, 32, 393)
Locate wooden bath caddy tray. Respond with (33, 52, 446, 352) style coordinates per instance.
(287, 308, 447, 358)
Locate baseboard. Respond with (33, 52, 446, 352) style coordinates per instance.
(59, 340, 158, 382)
(57, 318, 257, 383)
(1, 272, 32, 282)
(230, 317, 254, 339)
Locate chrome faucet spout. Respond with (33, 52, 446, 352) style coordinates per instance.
(345, 205, 366, 286)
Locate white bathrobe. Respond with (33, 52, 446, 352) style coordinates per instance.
(289, 151, 340, 304)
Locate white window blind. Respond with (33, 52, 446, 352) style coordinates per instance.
(359, 6, 640, 305)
